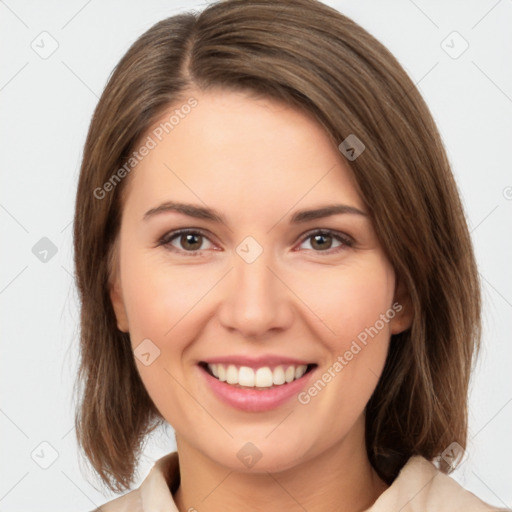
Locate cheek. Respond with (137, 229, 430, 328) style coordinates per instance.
(120, 252, 225, 409)
(291, 261, 395, 436)
(120, 258, 204, 420)
(122, 250, 209, 342)
(291, 257, 396, 350)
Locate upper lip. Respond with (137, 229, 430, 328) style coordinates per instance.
(201, 355, 316, 369)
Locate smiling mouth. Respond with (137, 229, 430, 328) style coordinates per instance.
(199, 362, 317, 389)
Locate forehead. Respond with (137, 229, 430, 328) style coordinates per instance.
(121, 89, 365, 221)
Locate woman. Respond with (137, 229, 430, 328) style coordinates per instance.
(73, 1, 504, 510)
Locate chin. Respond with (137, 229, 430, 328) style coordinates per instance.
(201, 435, 315, 475)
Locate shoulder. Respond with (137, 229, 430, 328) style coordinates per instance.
(367, 456, 509, 512)
(90, 488, 142, 512)
(89, 452, 180, 512)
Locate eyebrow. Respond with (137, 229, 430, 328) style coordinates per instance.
(143, 201, 367, 224)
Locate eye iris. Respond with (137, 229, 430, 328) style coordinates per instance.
(181, 233, 202, 250)
(311, 233, 332, 250)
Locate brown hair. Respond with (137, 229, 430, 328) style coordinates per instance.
(73, 0, 481, 493)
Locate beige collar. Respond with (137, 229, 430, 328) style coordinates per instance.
(97, 452, 501, 512)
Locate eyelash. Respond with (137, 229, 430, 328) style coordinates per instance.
(157, 228, 354, 256)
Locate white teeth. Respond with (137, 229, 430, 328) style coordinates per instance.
(239, 366, 255, 387)
(206, 363, 309, 388)
(217, 364, 226, 382)
(272, 366, 286, 385)
(255, 367, 273, 387)
(295, 365, 307, 379)
(226, 364, 238, 384)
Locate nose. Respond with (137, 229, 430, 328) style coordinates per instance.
(217, 247, 294, 339)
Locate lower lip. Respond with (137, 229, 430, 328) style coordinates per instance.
(199, 365, 316, 412)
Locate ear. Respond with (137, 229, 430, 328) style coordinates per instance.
(109, 274, 129, 333)
(389, 277, 413, 335)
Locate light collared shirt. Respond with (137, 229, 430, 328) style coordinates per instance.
(92, 451, 506, 511)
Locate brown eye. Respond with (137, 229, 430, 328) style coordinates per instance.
(159, 229, 215, 254)
(298, 230, 353, 253)
(180, 233, 203, 251)
(310, 233, 334, 251)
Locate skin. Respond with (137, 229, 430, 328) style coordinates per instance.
(110, 88, 412, 512)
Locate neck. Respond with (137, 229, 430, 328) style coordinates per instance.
(173, 419, 388, 512)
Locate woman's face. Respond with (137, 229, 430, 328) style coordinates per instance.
(110, 88, 410, 472)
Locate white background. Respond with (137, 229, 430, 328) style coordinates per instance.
(1, 1, 511, 510)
